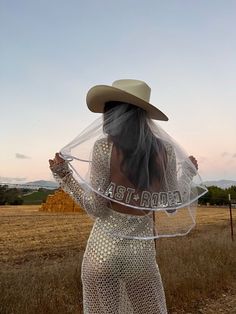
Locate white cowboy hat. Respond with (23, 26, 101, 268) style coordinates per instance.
(86, 79, 168, 121)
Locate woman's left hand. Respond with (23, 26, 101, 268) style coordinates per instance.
(189, 155, 198, 170)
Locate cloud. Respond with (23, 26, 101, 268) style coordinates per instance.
(0, 176, 27, 183)
(15, 153, 31, 159)
(221, 152, 230, 157)
(222, 152, 236, 159)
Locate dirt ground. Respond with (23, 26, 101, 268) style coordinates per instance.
(195, 286, 236, 314)
(0, 205, 91, 266)
(0, 205, 235, 313)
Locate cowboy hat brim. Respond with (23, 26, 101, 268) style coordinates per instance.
(86, 85, 168, 121)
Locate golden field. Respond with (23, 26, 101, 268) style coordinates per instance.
(0, 205, 235, 314)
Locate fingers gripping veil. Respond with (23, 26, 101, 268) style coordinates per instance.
(59, 103, 208, 240)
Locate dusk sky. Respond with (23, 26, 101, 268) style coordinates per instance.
(1, 0, 236, 184)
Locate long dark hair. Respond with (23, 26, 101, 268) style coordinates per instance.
(103, 101, 167, 190)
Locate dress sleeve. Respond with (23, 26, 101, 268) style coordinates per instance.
(50, 140, 111, 219)
(164, 143, 197, 214)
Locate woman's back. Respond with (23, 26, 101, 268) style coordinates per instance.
(109, 136, 167, 216)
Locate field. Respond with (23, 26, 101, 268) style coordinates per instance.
(0, 205, 236, 313)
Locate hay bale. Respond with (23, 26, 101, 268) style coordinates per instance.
(41, 189, 83, 212)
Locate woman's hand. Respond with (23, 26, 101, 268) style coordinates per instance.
(49, 153, 71, 178)
(189, 155, 198, 170)
(49, 153, 65, 169)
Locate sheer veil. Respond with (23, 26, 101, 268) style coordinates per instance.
(59, 102, 208, 239)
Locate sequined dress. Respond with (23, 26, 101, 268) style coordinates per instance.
(52, 138, 170, 314)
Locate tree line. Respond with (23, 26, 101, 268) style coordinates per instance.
(0, 185, 54, 205)
(199, 185, 236, 205)
(0, 185, 24, 205)
(0, 184, 236, 206)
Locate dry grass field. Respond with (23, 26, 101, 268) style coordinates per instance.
(0, 205, 235, 314)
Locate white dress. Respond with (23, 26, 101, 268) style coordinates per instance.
(53, 138, 169, 313)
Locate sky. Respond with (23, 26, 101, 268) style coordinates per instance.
(0, 0, 236, 184)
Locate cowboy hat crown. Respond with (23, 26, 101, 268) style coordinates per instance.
(86, 79, 168, 121)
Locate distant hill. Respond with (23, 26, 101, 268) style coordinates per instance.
(25, 180, 59, 190)
(203, 180, 236, 189)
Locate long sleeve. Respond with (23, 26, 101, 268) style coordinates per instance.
(50, 139, 112, 219)
(164, 142, 197, 214)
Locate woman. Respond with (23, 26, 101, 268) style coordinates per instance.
(49, 79, 207, 313)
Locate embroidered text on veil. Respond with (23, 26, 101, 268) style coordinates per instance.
(96, 180, 183, 208)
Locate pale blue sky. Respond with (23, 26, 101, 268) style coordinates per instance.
(1, 0, 236, 183)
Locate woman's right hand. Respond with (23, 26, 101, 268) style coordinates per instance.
(49, 152, 72, 179)
(49, 153, 66, 170)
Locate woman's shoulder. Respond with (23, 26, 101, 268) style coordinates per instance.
(155, 137, 174, 154)
(157, 139, 175, 163)
(95, 137, 108, 146)
(162, 140, 173, 151)
(93, 137, 113, 155)
(94, 136, 111, 147)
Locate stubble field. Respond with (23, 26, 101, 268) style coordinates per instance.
(0, 205, 235, 314)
